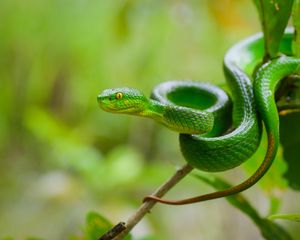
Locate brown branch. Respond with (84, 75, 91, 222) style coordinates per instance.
(98, 222, 126, 240)
(98, 164, 194, 240)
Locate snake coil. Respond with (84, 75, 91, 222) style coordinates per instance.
(98, 29, 300, 205)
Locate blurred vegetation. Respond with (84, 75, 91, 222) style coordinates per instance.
(1, 0, 300, 239)
(195, 173, 292, 240)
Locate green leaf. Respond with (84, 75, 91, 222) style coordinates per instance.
(85, 212, 113, 240)
(293, 0, 300, 57)
(280, 112, 300, 190)
(280, 1, 300, 191)
(85, 212, 132, 240)
(253, 0, 294, 60)
(269, 213, 300, 222)
(276, 75, 300, 190)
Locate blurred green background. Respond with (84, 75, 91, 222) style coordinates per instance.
(1, 0, 300, 239)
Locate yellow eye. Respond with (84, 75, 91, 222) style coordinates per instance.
(116, 92, 123, 100)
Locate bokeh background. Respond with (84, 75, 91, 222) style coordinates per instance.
(1, 0, 300, 239)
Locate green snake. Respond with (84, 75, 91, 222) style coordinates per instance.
(97, 29, 300, 205)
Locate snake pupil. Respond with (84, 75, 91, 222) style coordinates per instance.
(116, 92, 123, 99)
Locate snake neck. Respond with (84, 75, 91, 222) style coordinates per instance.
(141, 98, 214, 134)
(140, 99, 166, 122)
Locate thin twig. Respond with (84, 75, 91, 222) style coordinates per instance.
(98, 164, 194, 240)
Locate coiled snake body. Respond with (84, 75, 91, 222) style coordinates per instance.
(98, 30, 300, 205)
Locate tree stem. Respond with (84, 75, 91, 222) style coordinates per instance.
(99, 164, 194, 240)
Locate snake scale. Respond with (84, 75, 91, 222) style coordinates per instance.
(97, 29, 300, 205)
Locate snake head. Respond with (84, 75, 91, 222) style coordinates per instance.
(97, 88, 148, 114)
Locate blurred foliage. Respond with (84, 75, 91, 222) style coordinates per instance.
(277, 1, 300, 191)
(243, 131, 288, 192)
(71, 212, 159, 240)
(195, 173, 292, 240)
(0, 0, 300, 239)
(269, 213, 300, 222)
(77, 212, 132, 240)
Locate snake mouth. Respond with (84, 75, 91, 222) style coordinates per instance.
(98, 102, 136, 113)
(111, 107, 136, 113)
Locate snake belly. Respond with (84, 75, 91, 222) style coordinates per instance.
(152, 30, 295, 172)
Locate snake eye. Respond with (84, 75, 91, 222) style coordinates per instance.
(116, 92, 123, 100)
